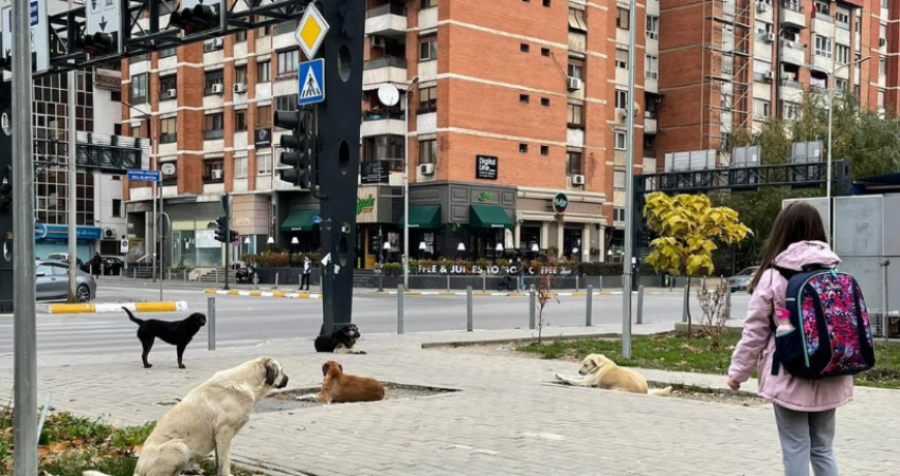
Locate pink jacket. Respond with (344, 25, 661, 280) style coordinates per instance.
(728, 240, 854, 412)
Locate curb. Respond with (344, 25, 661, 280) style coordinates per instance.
(42, 301, 189, 314)
(204, 289, 322, 299)
(373, 291, 623, 298)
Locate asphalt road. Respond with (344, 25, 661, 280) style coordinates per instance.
(0, 281, 751, 359)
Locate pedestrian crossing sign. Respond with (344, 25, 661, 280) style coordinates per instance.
(298, 59, 325, 106)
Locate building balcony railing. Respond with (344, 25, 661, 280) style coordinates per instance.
(205, 130, 224, 140)
(365, 3, 407, 37)
(363, 57, 409, 86)
(362, 110, 405, 122)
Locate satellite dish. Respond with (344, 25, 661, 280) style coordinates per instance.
(377, 84, 400, 107)
(161, 163, 176, 175)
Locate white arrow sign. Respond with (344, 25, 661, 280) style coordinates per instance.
(87, 0, 121, 36)
(0, 0, 50, 76)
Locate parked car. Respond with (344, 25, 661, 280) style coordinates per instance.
(728, 266, 759, 292)
(102, 256, 125, 276)
(35, 260, 96, 302)
(45, 252, 89, 273)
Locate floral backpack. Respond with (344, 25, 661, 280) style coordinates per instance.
(771, 267, 876, 379)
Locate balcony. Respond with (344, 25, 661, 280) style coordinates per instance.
(645, 117, 658, 135)
(366, 3, 407, 37)
(811, 15, 834, 38)
(781, 79, 804, 102)
(780, 1, 806, 28)
(811, 53, 833, 73)
(361, 110, 406, 137)
(363, 56, 408, 87)
(780, 41, 806, 66)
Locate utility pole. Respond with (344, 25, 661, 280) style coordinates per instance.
(66, 0, 78, 301)
(621, 0, 638, 360)
(13, 1, 38, 475)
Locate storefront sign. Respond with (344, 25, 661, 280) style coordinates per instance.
(94, 70, 122, 91)
(416, 264, 574, 276)
(356, 194, 375, 215)
(361, 160, 389, 184)
(475, 155, 498, 180)
(553, 193, 569, 215)
(477, 192, 494, 203)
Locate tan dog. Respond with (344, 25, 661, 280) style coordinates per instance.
(84, 356, 288, 476)
(298, 361, 385, 404)
(555, 354, 672, 396)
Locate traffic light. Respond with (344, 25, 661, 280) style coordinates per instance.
(0, 170, 10, 210)
(229, 230, 238, 244)
(169, 2, 222, 36)
(276, 110, 313, 189)
(76, 32, 117, 58)
(214, 216, 227, 243)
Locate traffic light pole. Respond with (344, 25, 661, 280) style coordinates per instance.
(223, 194, 230, 291)
(66, 0, 78, 302)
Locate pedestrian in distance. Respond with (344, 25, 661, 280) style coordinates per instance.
(300, 255, 312, 291)
(90, 252, 103, 280)
(516, 256, 526, 292)
(727, 202, 854, 476)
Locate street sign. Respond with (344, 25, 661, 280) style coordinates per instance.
(298, 59, 325, 106)
(127, 169, 162, 182)
(85, 0, 122, 57)
(34, 221, 46, 240)
(120, 238, 129, 253)
(295, 3, 329, 59)
(1, 0, 50, 75)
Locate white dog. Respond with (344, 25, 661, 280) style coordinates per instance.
(555, 354, 672, 396)
(84, 356, 288, 476)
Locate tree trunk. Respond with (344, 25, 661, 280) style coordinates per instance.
(686, 275, 693, 337)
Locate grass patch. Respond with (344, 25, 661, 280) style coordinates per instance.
(521, 333, 900, 389)
(0, 406, 255, 476)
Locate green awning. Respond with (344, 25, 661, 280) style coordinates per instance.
(398, 205, 441, 229)
(281, 210, 320, 232)
(469, 204, 513, 229)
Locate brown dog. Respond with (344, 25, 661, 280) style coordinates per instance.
(298, 361, 385, 404)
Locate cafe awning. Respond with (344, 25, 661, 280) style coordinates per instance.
(281, 210, 320, 232)
(398, 205, 441, 229)
(469, 204, 513, 229)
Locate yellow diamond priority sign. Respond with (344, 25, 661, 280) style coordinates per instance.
(295, 4, 330, 59)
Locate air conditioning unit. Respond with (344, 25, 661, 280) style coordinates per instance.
(419, 163, 435, 176)
(764, 32, 776, 43)
(880, 38, 887, 47)
(212, 169, 224, 180)
(104, 228, 116, 239)
(371, 36, 387, 49)
(166, 88, 177, 98)
(572, 174, 586, 185)
(763, 70, 775, 81)
(615, 108, 628, 122)
(756, 2, 768, 13)
(233, 83, 247, 94)
(567, 76, 583, 91)
(211, 84, 224, 94)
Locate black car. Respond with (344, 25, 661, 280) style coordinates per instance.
(102, 256, 125, 276)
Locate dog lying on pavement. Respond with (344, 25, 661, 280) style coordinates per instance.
(297, 361, 385, 404)
(83, 356, 288, 476)
(555, 354, 672, 396)
(314, 323, 366, 354)
(123, 307, 206, 369)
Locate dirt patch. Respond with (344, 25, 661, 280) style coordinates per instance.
(256, 383, 459, 413)
(656, 384, 767, 406)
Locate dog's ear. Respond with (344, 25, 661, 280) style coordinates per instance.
(264, 358, 279, 386)
(338, 362, 343, 373)
(322, 362, 331, 376)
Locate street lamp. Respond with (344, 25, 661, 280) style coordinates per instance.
(827, 56, 869, 242)
(403, 75, 421, 289)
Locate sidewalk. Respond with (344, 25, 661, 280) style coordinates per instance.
(1, 325, 896, 476)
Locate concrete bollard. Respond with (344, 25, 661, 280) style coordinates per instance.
(599, 275, 603, 293)
(275, 272, 279, 289)
(207, 297, 216, 351)
(529, 285, 536, 330)
(725, 285, 732, 318)
(397, 284, 405, 334)
(637, 285, 644, 325)
(482, 273, 486, 293)
(447, 274, 451, 292)
(575, 275, 580, 292)
(467, 286, 473, 332)
(586, 285, 593, 326)
(378, 270, 384, 293)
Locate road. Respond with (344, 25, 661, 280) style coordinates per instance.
(0, 280, 751, 358)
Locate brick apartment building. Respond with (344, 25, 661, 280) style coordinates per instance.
(657, 0, 896, 156)
(121, 0, 659, 270)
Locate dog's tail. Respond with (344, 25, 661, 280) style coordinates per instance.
(122, 307, 143, 325)
(648, 386, 673, 397)
(83, 471, 114, 476)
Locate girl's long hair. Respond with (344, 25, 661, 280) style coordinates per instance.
(748, 202, 828, 293)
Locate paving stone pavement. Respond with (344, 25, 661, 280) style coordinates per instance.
(0, 325, 898, 476)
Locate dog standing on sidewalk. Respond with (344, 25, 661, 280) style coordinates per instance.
(123, 307, 206, 369)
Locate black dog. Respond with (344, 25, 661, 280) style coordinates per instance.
(123, 307, 206, 369)
(314, 324, 365, 354)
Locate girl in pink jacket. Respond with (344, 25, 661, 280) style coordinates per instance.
(727, 202, 852, 476)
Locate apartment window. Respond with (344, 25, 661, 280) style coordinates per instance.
(880, 25, 887, 46)
(645, 55, 658, 80)
(541, 97, 550, 107)
(566, 151, 583, 175)
(131, 124, 142, 138)
(159, 75, 177, 100)
(568, 58, 584, 79)
(814, 35, 832, 58)
(569, 8, 588, 32)
(615, 49, 628, 69)
(420, 36, 438, 61)
(614, 170, 626, 189)
(235, 109, 247, 131)
(753, 99, 770, 120)
(235, 66, 248, 85)
(159, 47, 177, 58)
(540, 145, 550, 156)
(835, 8, 850, 29)
(111, 90, 121, 102)
(204, 113, 224, 140)
(234, 156, 248, 179)
(616, 8, 629, 30)
(879, 57, 886, 76)
(111, 199, 122, 218)
(543, 0, 551, 6)
(518, 143, 528, 153)
(615, 90, 628, 109)
(520, 43, 530, 53)
(614, 130, 627, 150)
(364, 136, 405, 171)
(836, 44, 850, 64)
(614, 208, 626, 222)
(235, 30, 247, 42)
(646, 16, 659, 40)
(257, 61, 271, 83)
(275, 94, 298, 112)
(567, 103, 584, 127)
(257, 25, 271, 37)
(520, 94, 530, 104)
(881, 0, 888, 8)
(813, 0, 829, 15)
(256, 105, 272, 128)
(204, 70, 224, 95)
(783, 102, 800, 120)
(420, 139, 437, 164)
(753, 59, 771, 79)
(811, 73, 829, 90)
(130, 73, 148, 103)
(204, 159, 224, 184)
(541, 47, 550, 56)
(275, 20, 298, 36)
(160, 117, 177, 144)
(257, 153, 272, 175)
(878, 90, 885, 109)
(204, 39, 223, 53)
(419, 86, 437, 113)
(421, 0, 438, 8)
(836, 78, 848, 93)
(277, 49, 299, 77)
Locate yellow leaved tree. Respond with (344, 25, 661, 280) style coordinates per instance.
(643, 192, 752, 334)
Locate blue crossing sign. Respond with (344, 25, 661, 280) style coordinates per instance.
(127, 169, 162, 182)
(298, 59, 325, 106)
